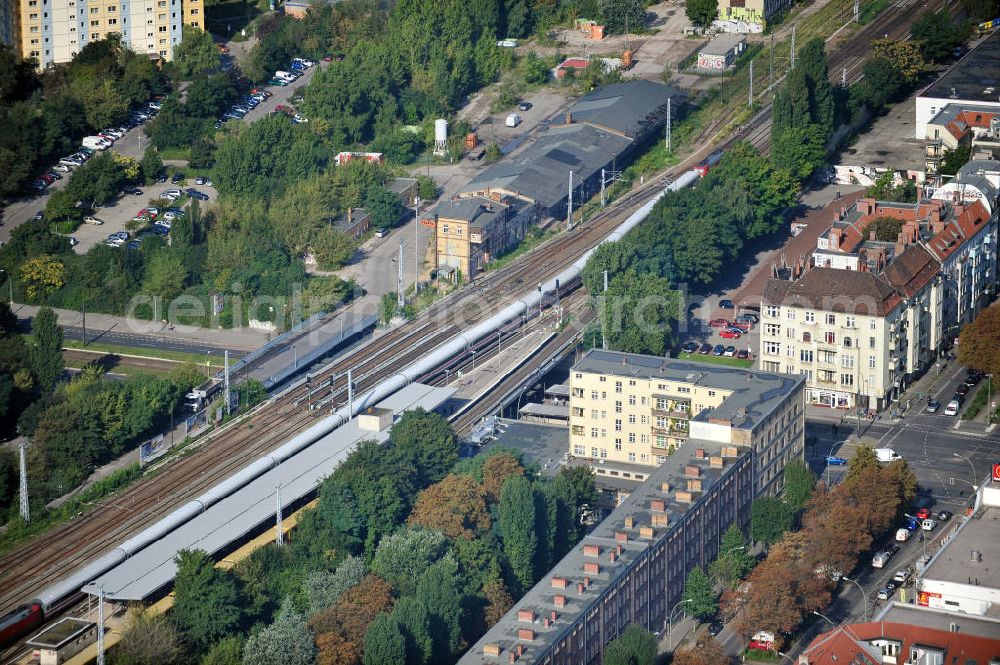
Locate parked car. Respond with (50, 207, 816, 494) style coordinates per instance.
(723, 345, 736, 357)
(170, 173, 184, 184)
(83, 216, 104, 225)
(681, 341, 698, 354)
(737, 312, 759, 323)
(712, 344, 725, 356)
(186, 188, 209, 201)
(67, 237, 79, 247)
(926, 399, 941, 413)
(698, 343, 713, 355)
(921, 518, 937, 531)
(944, 399, 961, 416)
(916, 508, 931, 519)
(151, 223, 170, 236)
(936, 510, 952, 521)
(718, 299, 734, 309)
(268, 78, 290, 87)
(374, 228, 388, 238)
(708, 318, 730, 328)
(518, 101, 532, 111)
(53, 164, 72, 173)
(896, 528, 911, 542)
(955, 383, 970, 397)
(964, 371, 982, 387)
(732, 320, 752, 332)
(720, 329, 742, 340)
(736, 349, 750, 360)
(160, 189, 182, 201)
(877, 588, 890, 600)
(893, 569, 911, 584)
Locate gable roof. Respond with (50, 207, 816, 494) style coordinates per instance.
(925, 199, 991, 262)
(802, 621, 1000, 665)
(882, 245, 939, 298)
(763, 267, 902, 316)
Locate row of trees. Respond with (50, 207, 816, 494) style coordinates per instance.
(111, 410, 597, 664)
(0, 37, 169, 198)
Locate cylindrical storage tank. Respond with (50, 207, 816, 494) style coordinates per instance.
(434, 119, 448, 144)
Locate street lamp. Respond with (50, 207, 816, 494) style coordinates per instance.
(953, 453, 977, 488)
(667, 598, 693, 650)
(986, 374, 993, 424)
(825, 441, 840, 486)
(812, 610, 836, 628)
(841, 576, 869, 622)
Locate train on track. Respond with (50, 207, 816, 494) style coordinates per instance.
(2, 168, 705, 652)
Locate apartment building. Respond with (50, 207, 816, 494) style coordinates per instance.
(923, 105, 1000, 176)
(433, 195, 533, 281)
(567, 350, 804, 485)
(1, 0, 17, 46)
(17, 0, 202, 68)
(715, 0, 793, 31)
(460, 360, 804, 665)
(762, 171, 998, 410)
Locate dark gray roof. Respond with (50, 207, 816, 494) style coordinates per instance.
(957, 160, 1000, 203)
(921, 31, 1000, 104)
(462, 123, 631, 209)
(699, 34, 745, 56)
(568, 80, 681, 139)
(27, 618, 94, 649)
(572, 349, 805, 431)
(437, 196, 508, 226)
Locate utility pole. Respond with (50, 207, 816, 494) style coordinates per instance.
(842, 67, 847, 86)
(602, 270, 608, 350)
(275, 484, 283, 546)
(223, 349, 231, 415)
(81, 301, 87, 347)
(413, 197, 421, 295)
(665, 96, 672, 152)
(601, 168, 606, 207)
(791, 26, 796, 68)
(347, 368, 354, 420)
(566, 171, 574, 230)
(397, 240, 404, 311)
(18, 440, 29, 523)
(538, 282, 543, 320)
(748, 59, 754, 107)
(96, 584, 106, 665)
(769, 35, 774, 88)
(854, 0, 859, 22)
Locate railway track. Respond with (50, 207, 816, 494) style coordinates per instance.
(0, 0, 956, 625)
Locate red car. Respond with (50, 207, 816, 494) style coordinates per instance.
(275, 104, 293, 114)
(736, 349, 751, 360)
(720, 329, 742, 339)
(916, 508, 931, 520)
(709, 318, 730, 328)
(732, 320, 752, 332)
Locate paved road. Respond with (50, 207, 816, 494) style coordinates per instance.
(61, 326, 246, 358)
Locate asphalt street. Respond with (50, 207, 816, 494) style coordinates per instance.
(61, 325, 246, 359)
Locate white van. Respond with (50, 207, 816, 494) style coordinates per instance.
(505, 113, 522, 128)
(921, 518, 937, 531)
(82, 136, 111, 150)
(875, 448, 902, 462)
(944, 399, 960, 416)
(895, 528, 911, 542)
(275, 71, 297, 82)
(871, 551, 889, 568)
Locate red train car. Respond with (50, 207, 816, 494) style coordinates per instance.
(0, 602, 44, 649)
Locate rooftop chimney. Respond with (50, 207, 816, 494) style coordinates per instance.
(584, 562, 600, 575)
(484, 643, 501, 657)
(695, 448, 706, 459)
(554, 595, 567, 608)
(517, 628, 535, 642)
(347, 207, 353, 223)
(624, 516, 635, 529)
(566, 112, 573, 125)
(684, 465, 701, 478)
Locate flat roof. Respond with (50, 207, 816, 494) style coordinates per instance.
(482, 420, 569, 476)
(387, 177, 416, 194)
(700, 34, 745, 56)
(27, 617, 94, 649)
(81, 383, 454, 601)
(923, 506, 1000, 589)
(878, 603, 1000, 641)
(437, 196, 508, 225)
(921, 30, 1000, 104)
(544, 384, 570, 397)
(460, 435, 748, 663)
(572, 349, 805, 430)
(517, 402, 569, 418)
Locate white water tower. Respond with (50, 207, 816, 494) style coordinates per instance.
(433, 118, 448, 157)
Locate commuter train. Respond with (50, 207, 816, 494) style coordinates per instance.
(3, 169, 706, 651)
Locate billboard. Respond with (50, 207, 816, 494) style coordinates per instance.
(139, 434, 168, 465)
(992, 462, 1000, 482)
(917, 591, 942, 607)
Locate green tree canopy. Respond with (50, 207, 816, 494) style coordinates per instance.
(389, 597, 433, 665)
(29, 307, 63, 394)
(682, 566, 718, 620)
(363, 613, 406, 665)
(390, 408, 458, 486)
(603, 624, 658, 665)
(750, 496, 794, 545)
(243, 597, 316, 665)
(171, 549, 243, 649)
(710, 523, 756, 588)
(783, 458, 817, 510)
(686, 0, 719, 27)
(499, 474, 537, 591)
(415, 557, 462, 660)
(173, 25, 219, 78)
(600, 269, 680, 356)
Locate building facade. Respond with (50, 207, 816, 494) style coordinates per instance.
(17, 0, 202, 68)
(434, 195, 533, 281)
(715, 0, 793, 31)
(460, 355, 804, 665)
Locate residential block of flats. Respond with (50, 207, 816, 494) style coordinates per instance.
(762, 161, 998, 411)
(567, 349, 805, 487)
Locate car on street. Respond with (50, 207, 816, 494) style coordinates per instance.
(877, 588, 890, 600)
(186, 188, 209, 201)
(698, 343, 713, 355)
(736, 349, 750, 360)
(720, 328, 742, 339)
(945, 399, 960, 416)
(718, 299, 734, 309)
(916, 508, 931, 520)
(904, 517, 920, 531)
(887, 542, 900, 556)
(922, 518, 937, 531)
(708, 318, 730, 328)
(893, 569, 911, 584)
(936, 510, 952, 521)
(84, 216, 104, 225)
(374, 228, 388, 238)
(964, 372, 982, 387)
(825, 456, 847, 466)
(723, 345, 736, 357)
(518, 101, 532, 111)
(955, 383, 970, 397)
(885, 580, 897, 592)
(708, 620, 724, 637)
(926, 399, 940, 413)
(712, 344, 725, 356)
(681, 341, 698, 354)
(896, 528, 911, 541)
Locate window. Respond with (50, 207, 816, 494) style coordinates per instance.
(574, 445, 585, 455)
(841, 374, 854, 387)
(819, 350, 836, 364)
(628, 379, 636, 386)
(601, 391, 606, 399)
(90, 19, 99, 26)
(803, 331, 811, 342)
(590, 390, 598, 400)
(614, 400, 622, 413)
(763, 361, 780, 372)
(29, 12, 38, 19)
(708, 390, 716, 396)
(590, 428, 598, 438)
(824, 331, 836, 344)
(802, 369, 813, 381)
(90, 6, 98, 12)
(591, 447, 598, 457)
(640, 435, 647, 444)
(574, 373, 582, 379)
(843, 336, 852, 348)
(786, 309, 796, 320)
(628, 395, 636, 405)
(819, 369, 835, 383)
(655, 416, 668, 428)
(841, 355, 854, 369)
(615, 380, 622, 393)
(628, 433, 636, 443)
(628, 414, 636, 424)
(805, 311, 815, 323)
(108, 4, 115, 9)
(614, 419, 622, 432)
(158, 25, 166, 31)
(677, 386, 690, 394)
(845, 316, 855, 328)
(800, 349, 814, 362)
(614, 439, 622, 451)
(786, 327, 796, 339)
(455, 228, 462, 235)
(590, 410, 599, 419)
(656, 435, 667, 447)
(655, 398, 668, 410)
(764, 341, 781, 355)
(640, 415, 648, 425)
(825, 314, 836, 325)
(765, 323, 780, 336)
(786, 345, 796, 358)
(870, 319, 877, 330)
(599, 376, 607, 383)
(108, 18, 117, 24)
(870, 337, 876, 349)
(765, 305, 780, 317)
(628, 452, 636, 462)
(869, 355, 876, 369)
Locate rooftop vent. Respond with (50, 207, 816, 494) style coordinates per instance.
(971, 549, 983, 563)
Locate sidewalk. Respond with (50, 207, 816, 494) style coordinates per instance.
(14, 302, 270, 351)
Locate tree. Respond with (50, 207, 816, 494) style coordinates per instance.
(172, 549, 243, 649)
(304, 555, 367, 614)
(379, 292, 397, 325)
(682, 567, 718, 620)
(389, 597, 432, 665)
(407, 474, 491, 539)
(481, 452, 524, 502)
(912, 11, 970, 62)
(200, 636, 244, 665)
(783, 458, 817, 510)
(847, 444, 879, 481)
(771, 124, 828, 180)
(142, 252, 188, 302)
(961, 0, 999, 19)
(313, 228, 356, 271)
(601, 0, 645, 34)
(243, 597, 316, 665)
(485, 143, 502, 161)
(173, 25, 219, 78)
(483, 576, 514, 625)
(503, 0, 530, 37)
(111, 608, 184, 665)
(600, 269, 680, 357)
(603, 624, 657, 665)
(672, 633, 729, 665)
(958, 304, 1000, 375)
(363, 613, 406, 665)
(415, 558, 462, 660)
(310, 575, 394, 665)
(870, 39, 925, 84)
(938, 145, 972, 176)
(189, 137, 216, 169)
(686, 0, 719, 27)
(390, 408, 458, 486)
(20, 255, 65, 301)
(141, 146, 163, 184)
(710, 524, 755, 588)
(751, 496, 794, 545)
(365, 187, 402, 230)
(499, 474, 537, 591)
(416, 175, 437, 201)
(370, 528, 450, 597)
(29, 307, 63, 394)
